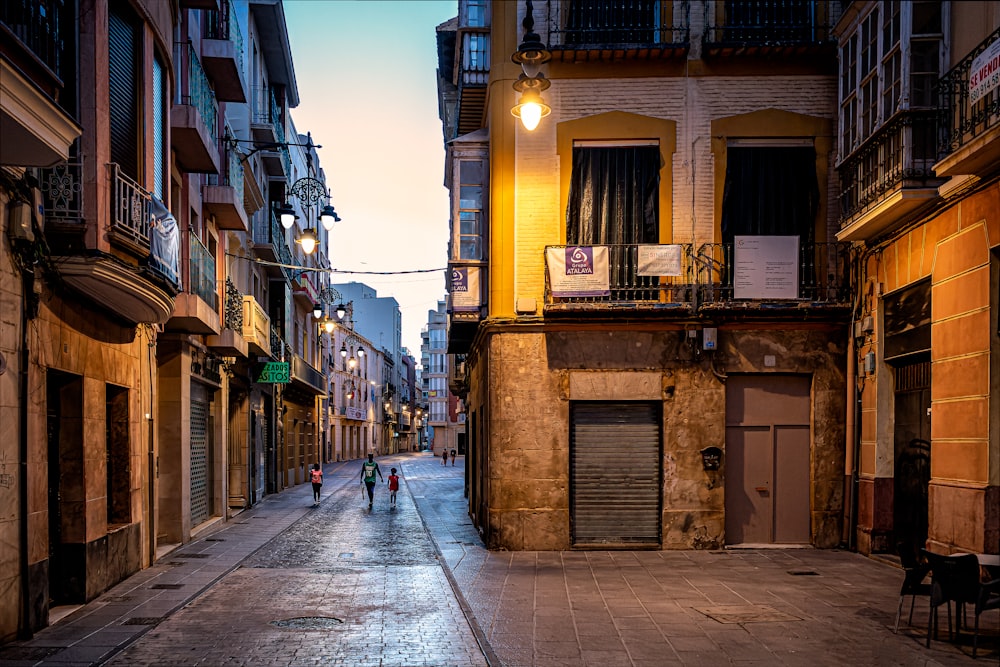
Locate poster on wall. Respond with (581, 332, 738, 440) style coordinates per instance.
(733, 235, 799, 300)
(637, 244, 683, 276)
(970, 36, 1000, 104)
(450, 266, 480, 311)
(546, 246, 610, 297)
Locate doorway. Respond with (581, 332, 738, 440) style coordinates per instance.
(46, 370, 85, 604)
(725, 375, 811, 545)
(892, 358, 930, 560)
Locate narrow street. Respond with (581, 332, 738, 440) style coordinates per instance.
(106, 457, 487, 667)
(0, 452, 994, 666)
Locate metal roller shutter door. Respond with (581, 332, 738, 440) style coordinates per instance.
(190, 400, 209, 526)
(571, 402, 661, 546)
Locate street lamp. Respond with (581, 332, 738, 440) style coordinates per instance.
(511, 0, 552, 131)
(278, 133, 341, 251)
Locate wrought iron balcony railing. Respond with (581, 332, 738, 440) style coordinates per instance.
(837, 110, 939, 223)
(545, 244, 696, 305)
(188, 231, 218, 311)
(40, 153, 84, 224)
(694, 242, 850, 305)
(0, 0, 64, 75)
(269, 323, 291, 360)
(251, 209, 294, 271)
(108, 163, 151, 250)
(543, 242, 850, 308)
(181, 42, 218, 143)
(224, 278, 243, 331)
(549, 0, 689, 49)
(704, 0, 833, 48)
(938, 26, 1000, 158)
(202, 0, 244, 70)
(251, 85, 281, 137)
(207, 133, 245, 201)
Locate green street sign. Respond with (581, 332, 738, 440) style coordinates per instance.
(257, 362, 290, 384)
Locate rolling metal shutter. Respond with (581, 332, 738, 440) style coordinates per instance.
(190, 400, 209, 526)
(571, 402, 661, 546)
(108, 7, 139, 179)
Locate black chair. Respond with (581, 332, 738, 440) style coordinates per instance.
(894, 546, 931, 633)
(972, 574, 1000, 659)
(924, 550, 1000, 658)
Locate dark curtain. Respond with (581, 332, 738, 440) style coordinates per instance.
(721, 146, 818, 245)
(566, 145, 660, 245)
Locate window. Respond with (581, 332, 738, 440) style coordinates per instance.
(456, 159, 485, 260)
(152, 54, 166, 200)
(721, 146, 818, 245)
(566, 145, 660, 245)
(881, 1, 901, 120)
(108, 5, 141, 180)
(910, 2, 943, 109)
(466, 0, 487, 27)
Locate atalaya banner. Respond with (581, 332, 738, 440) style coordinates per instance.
(546, 246, 610, 297)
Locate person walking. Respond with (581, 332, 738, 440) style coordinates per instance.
(441, 448, 448, 466)
(387, 467, 400, 507)
(360, 453, 383, 509)
(450, 449, 456, 466)
(309, 463, 323, 506)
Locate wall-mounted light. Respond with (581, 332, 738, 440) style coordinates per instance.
(510, 0, 552, 131)
(312, 302, 323, 319)
(320, 203, 341, 231)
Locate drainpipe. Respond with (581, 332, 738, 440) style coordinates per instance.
(18, 272, 34, 639)
(844, 333, 862, 551)
(147, 331, 156, 565)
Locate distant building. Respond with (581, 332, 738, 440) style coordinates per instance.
(422, 301, 461, 458)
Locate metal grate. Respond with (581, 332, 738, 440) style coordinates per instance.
(190, 400, 209, 526)
(122, 617, 163, 626)
(150, 584, 184, 590)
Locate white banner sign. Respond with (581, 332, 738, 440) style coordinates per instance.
(970, 37, 1000, 105)
(734, 235, 799, 300)
(637, 244, 683, 276)
(546, 246, 610, 297)
(450, 266, 480, 311)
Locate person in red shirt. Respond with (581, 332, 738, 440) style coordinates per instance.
(309, 463, 322, 506)
(387, 467, 400, 507)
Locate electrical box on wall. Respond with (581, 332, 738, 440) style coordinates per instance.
(861, 315, 874, 333)
(863, 351, 876, 374)
(702, 327, 717, 350)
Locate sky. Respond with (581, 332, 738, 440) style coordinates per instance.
(283, 0, 456, 357)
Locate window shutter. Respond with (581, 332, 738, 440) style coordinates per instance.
(108, 8, 139, 180)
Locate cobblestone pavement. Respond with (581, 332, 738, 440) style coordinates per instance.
(2, 452, 997, 667)
(105, 458, 487, 667)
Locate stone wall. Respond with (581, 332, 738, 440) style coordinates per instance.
(481, 323, 846, 551)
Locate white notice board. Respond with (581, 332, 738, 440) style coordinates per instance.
(733, 235, 799, 300)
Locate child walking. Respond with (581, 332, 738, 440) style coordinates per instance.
(387, 467, 400, 506)
(309, 463, 322, 506)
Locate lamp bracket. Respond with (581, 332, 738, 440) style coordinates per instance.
(289, 176, 327, 206)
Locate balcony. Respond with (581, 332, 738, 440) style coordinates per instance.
(935, 27, 1000, 180)
(547, 0, 689, 63)
(837, 110, 943, 242)
(166, 232, 220, 334)
(39, 152, 85, 252)
(203, 140, 248, 231)
(241, 294, 271, 357)
(0, 0, 80, 167)
(207, 278, 249, 357)
(542, 242, 850, 315)
(694, 242, 850, 310)
(200, 0, 246, 103)
(171, 43, 220, 174)
(291, 355, 326, 395)
(269, 324, 291, 361)
(251, 209, 293, 279)
(703, 0, 834, 57)
(51, 165, 178, 325)
(292, 273, 320, 308)
(250, 86, 281, 143)
(456, 29, 489, 136)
